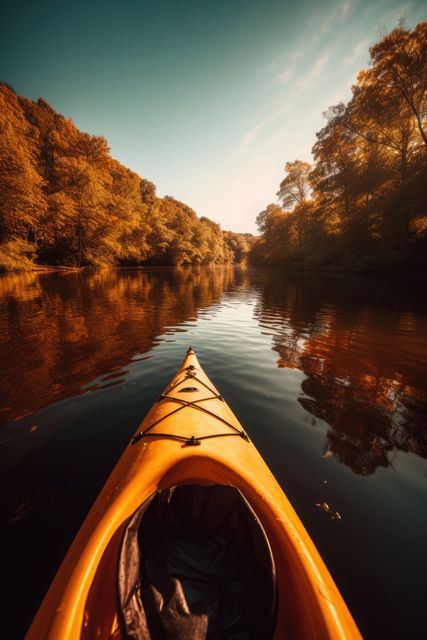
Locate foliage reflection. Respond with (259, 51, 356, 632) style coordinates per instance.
(0, 266, 242, 424)
(254, 272, 427, 475)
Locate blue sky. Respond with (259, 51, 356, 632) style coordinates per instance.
(1, 0, 425, 232)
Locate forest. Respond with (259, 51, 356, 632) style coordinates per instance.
(0, 84, 252, 270)
(251, 23, 427, 272)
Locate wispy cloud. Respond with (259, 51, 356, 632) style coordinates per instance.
(277, 66, 294, 84)
(289, 49, 304, 62)
(236, 120, 268, 155)
(343, 36, 371, 65)
(340, 0, 355, 20)
(377, 2, 413, 32)
(320, 0, 357, 33)
(297, 52, 332, 91)
(266, 46, 304, 78)
(234, 0, 372, 159)
(237, 39, 338, 155)
(312, 53, 332, 78)
(235, 103, 294, 155)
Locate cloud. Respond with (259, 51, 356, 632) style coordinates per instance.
(266, 46, 304, 78)
(277, 66, 294, 84)
(297, 52, 332, 91)
(289, 49, 304, 62)
(235, 4, 367, 159)
(235, 101, 295, 155)
(237, 41, 338, 156)
(343, 36, 371, 65)
(312, 53, 332, 78)
(269, 1, 358, 85)
(320, 0, 357, 33)
(339, 0, 354, 20)
(377, 2, 413, 32)
(236, 120, 267, 155)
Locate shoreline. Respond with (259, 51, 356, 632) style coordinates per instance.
(1, 262, 427, 278)
(0, 265, 85, 275)
(0, 263, 246, 275)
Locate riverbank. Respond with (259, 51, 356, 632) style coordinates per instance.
(0, 262, 83, 274)
(250, 239, 427, 275)
(0, 262, 244, 274)
(2, 237, 427, 276)
(2, 261, 427, 277)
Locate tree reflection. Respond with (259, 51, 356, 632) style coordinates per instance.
(0, 266, 245, 425)
(254, 272, 427, 475)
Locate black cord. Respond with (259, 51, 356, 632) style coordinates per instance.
(131, 366, 249, 446)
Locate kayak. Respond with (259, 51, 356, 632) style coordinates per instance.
(26, 348, 361, 640)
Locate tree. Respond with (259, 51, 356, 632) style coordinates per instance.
(277, 160, 311, 209)
(253, 204, 298, 264)
(140, 179, 157, 206)
(0, 85, 47, 244)
(368, 22, 427, 149)
(311, 104, 360, 240)
(223, 231, 251, 263)
(347, 24, 427, 245)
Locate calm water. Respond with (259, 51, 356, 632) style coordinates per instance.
(1, 266, 426, 639)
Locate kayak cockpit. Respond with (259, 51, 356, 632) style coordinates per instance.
(118, 485, 277, 640)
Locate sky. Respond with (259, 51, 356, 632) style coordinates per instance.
(1, 0, 426, 233)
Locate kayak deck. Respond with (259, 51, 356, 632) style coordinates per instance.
(26, 349, 361, 640)
(132, 350, 250, 446)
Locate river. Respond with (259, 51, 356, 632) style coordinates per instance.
(0, 266, 426, 638)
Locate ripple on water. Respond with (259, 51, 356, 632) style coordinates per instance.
(0, 268, 427, 640)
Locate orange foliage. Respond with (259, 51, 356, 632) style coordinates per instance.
(0, 84, 253, 269)
(252, 23, 427, 271)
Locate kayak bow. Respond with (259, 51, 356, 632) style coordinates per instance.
(26, 348, 361, 640)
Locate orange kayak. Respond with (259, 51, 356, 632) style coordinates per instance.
(26, 348, 361, 639)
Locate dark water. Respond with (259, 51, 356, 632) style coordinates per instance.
(1, 266, 426, 639)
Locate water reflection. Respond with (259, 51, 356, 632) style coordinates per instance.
(253, 272, 427, 475)
(1, 268, 426, 478)
(1, 267, 427, 639)
(0, 266, 247, 424)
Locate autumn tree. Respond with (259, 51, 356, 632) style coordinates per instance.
(223, 231, 252, 263)
(369, 22, 427, 149)
(348, 84, 416, 245)
(197, 217, 226, 263)
(276, 160, 316, 249)
(277, 160, 311, 208)
(0, 84, 47, 245)
(347, 24, 427, 245)
(253, 22, 427, 270)
(109, 162, 151, 264)
(140, 179, 157, 206)
(311, 104, 361, 242)
(252, 204, 296, 264)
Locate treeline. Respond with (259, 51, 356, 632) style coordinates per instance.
(0, 84, 252, 270)
(251, 23, 427, 272)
